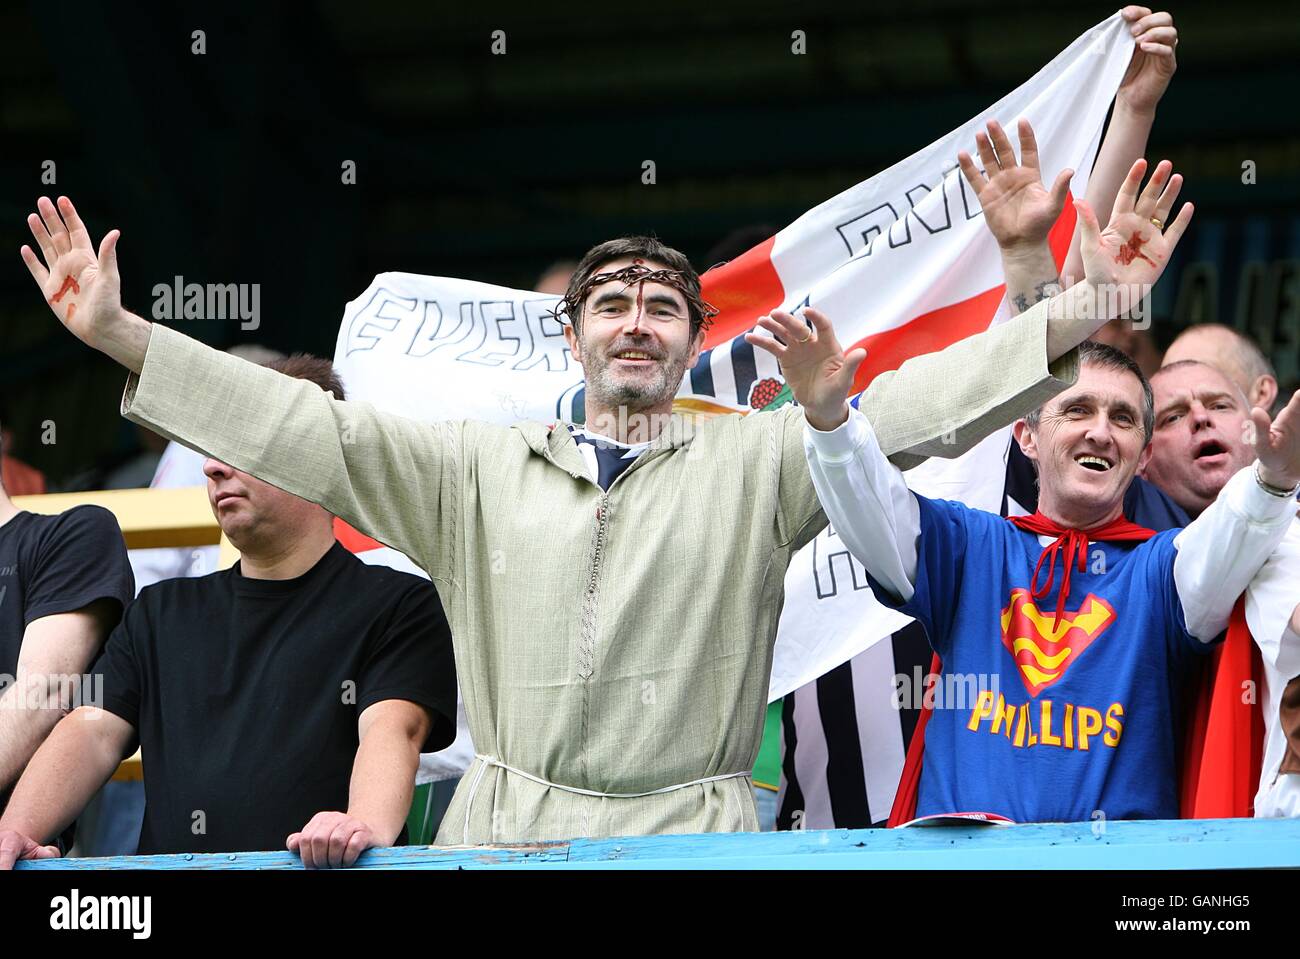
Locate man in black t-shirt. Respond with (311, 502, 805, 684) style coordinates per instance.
(0, 422, 134, 812)
(0, 358, 456, 868)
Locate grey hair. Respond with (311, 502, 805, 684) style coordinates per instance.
(1023, 341, 1155, 444)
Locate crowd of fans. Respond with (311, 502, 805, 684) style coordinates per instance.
(0, 7, 1296, 870)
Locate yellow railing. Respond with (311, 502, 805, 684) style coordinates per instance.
(12, 486, 238, 781)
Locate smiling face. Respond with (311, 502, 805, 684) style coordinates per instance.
(1014, 362, 1152, 528)
(204, 458, 330, 551)
(563, 256, 705, 418)
(1141, 362, 1255, 516)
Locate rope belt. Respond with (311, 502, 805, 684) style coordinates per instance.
(462, 753, 751, 843)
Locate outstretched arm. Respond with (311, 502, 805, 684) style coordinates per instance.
(1062, 6, 1178, 285)
(1174, 391, 1300, 641)
(805, 408, 921, 604)
(21, 197, 458, 579)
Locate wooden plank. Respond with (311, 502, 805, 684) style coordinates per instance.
(15, 818, 1300, 870)
(17, 842, 571, 871)
(559, 818, 1300, 870)
(13, 487, 221, 550)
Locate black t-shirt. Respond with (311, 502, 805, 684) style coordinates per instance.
(0, 506, 133, 826)
(0, 506, 134, 680)
(90, 541, 456, 856)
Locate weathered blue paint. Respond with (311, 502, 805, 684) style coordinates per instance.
(15, 818, 1300, 870)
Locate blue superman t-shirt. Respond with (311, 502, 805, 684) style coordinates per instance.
(889, 494, 1212, 823)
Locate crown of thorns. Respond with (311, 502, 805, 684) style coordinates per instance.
(552, 263, 718, 331)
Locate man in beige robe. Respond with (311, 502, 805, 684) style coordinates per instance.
(13, 182, 1187, 848)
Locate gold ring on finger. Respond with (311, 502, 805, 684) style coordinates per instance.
(1150, 217, 1164, 230)
(797, 333, 812, 343)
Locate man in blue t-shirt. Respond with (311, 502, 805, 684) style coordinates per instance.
(796, 339, 1300, 823)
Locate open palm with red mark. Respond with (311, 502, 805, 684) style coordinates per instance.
(20, 196, 123, 348)
(1076, 158, 1192, 304)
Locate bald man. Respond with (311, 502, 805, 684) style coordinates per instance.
(1163, 324, 1279, 415)
(1142, 359, 1300, 817)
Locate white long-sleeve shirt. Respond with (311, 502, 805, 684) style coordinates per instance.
(1244, 518, 1300, 817)
(804, 407, 1297, 644)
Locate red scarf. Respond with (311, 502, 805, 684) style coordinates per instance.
(887, 511, 1263, 826)
(1007, 511, 1156, 627)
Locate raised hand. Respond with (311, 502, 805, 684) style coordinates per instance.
(20, 196, 151, 372)
(744, 308, 866, 431)
(21, 196, 122, 346)
(1251, 390, 1300, 491)
(1076, 158, 1192, 310)
(1117, 7, 1178, 115)
(959, 118, 1073, 253)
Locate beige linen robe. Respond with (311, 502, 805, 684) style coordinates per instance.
(121, 302, 1076, 844)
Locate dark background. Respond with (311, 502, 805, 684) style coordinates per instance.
(2, 0, 1297, 485)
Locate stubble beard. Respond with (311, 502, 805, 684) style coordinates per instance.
(582, 337, 689, 416)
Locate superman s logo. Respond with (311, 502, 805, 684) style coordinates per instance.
(999, 588, 1116, 697)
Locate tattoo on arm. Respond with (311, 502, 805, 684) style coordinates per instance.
(1033, 279, 1064, 303)
(1011, 280, 1060, 316)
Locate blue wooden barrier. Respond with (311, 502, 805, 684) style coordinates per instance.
(15, 817, 1300, 870)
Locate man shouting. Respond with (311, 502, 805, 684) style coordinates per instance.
(1142, 359, 1300, 818)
